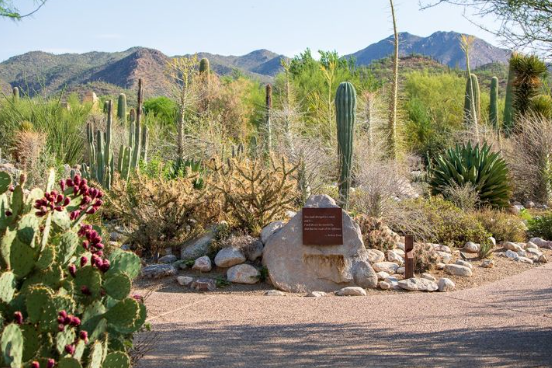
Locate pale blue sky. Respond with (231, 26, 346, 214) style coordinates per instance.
(0, 0, 502, 62)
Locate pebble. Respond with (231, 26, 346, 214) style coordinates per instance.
(335, 287, 367, 296)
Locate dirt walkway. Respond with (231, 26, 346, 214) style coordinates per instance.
(136, 263, 552, 368)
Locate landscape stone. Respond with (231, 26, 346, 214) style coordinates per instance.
(538, 254, 548, 263)
(503, 249, 519, 260)
(436, 262, 446, 270)
(192, 256, 212, 272)
(264, 290, 285, 296)
(227, 264, 260, 284)
(387, 250, 404, 265)
(373, 262, 400, 274)
(421, 273, 436, 281)
(215, 247, 246, 268)
(191, 278, 216, 291)
(352, 261, 378, 289)
(488, 237, 497, 246)
(437, 252, 452, 264)
(376, 271, 390, 280)
(141, 264, 177, 279)
(398, 277, 438, 292)
(481, 259, 495, 268)
(244, 240, 264, 261)
(305, 291, 326, 297)
(261, 221, 285, 244)
(366, 249, 385, 263)
(516, 256, 534, 264)
(262, 195, 370, 293)
(525, 242, 539, 250)
(181, 234, 214, 260)
(176, 276, 194, 286)
(158, 254, 177, 264)
(438, 278, 455, 292)
(335, 287, 367, 296)
(396, 267, 405, 275)
(463, 242, 480, 253)
(378, 281, 392, 290)
(455, 259, 473, 270)
(444, 264, 473, 277)
(504, 242, 524, 252)
(529, 237, 552, 249)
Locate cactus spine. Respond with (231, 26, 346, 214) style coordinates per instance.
(117, 93, 127, 122)
(503, 53, 516, 136)
(335, 81, 357, 209)
(489, 76, 499, 131)
(263, 84, 272, 161)
(12, 87, 19, 102)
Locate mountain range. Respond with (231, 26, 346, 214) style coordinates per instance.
(0, 31, 511, 97)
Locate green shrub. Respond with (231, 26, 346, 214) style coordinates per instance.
(527, 212, 552, 240)
(430, 142, 512, 208)
(0, 169, 144, 368)
(474, 209, 527, 243)
(401, 197, 490, 247)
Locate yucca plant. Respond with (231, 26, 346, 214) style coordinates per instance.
(430, 142, 512, 208)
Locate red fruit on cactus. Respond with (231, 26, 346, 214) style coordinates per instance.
(65, 344, 75, 355)
(80, 256, 88, 267)
(100, 259, 110, 272)
(58, 323, 65, 332)
(47, 359, 56, 368)
(79, 330, 89, 342)
(13, 311, 23, 324)
(70, 316, 81, 326)
(73, 175, 81, 186)
(5, 210, 12, 217)
(31, 361, 40, 368)
(68, 264, 77, 277)
(59, 310, 68, 318)
(81, 285, 91, 296)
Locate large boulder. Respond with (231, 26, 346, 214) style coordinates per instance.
(227, 264, 260, 284)
(352, 261, 378, 289)
(262, 195, 369, 293)
(181, 233, 214, 260)
(261, 221, 285, 244)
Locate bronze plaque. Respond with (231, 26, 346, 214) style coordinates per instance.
(302, 208, 343, 246)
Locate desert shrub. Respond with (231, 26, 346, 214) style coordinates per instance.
(356, 214, 399, 252)
(442, 182, 480, 211)
(527, 212, 552, 240)
(413, 243, 442, 273)
(474, 208, 527, 243)
(143, 96, 178, 126)
(401, 197, 490, 247)
(108, 173, 221, 258)
(0, 170, 144, 368)
(213, 157, 298, 235)
(430, 142, 512, 208)
(478, 242, 495, 259)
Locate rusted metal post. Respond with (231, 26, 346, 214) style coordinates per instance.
(405, 234, 414, 279)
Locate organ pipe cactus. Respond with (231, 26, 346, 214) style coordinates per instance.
(489, 76, 499, 131)
(0, 170, 144, 368)
(83, 100, 114, 189)
(335, 81, 357, 209)
(117, 93, 127, 123)
(263, 84, 272, 161)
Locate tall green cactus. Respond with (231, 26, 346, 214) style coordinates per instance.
(117, 93, 127, 123)
(503, 53, 516, 136)
(199, 58, 210, 76)
(0, 171, 143, 368)
(131, 80, 143, 170)
(489, 76, 499, 131)
(263, 84, 272, 161)
(83, 101, 113, 189)
(464, 73, 480, 126)
(471, 74, 481, 120)
(335, 81, 357, 209)
(12, 87, 19, 103)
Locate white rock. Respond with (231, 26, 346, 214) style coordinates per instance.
(141, 264, 177, 279)
(386, 250, 404, 265)
(396, 267, 405, 275)
(264, 290, 285, 296)
(378, 281, 392, 290)
(352, 261, 378, 289)
(373, 262, 399, 274)
(444, 264, 473, 277)
(192, 256, 212, 272)
(431, 244, 452, 253)
(396, 242, 405, 251)
(504, 242, 524, 252)
(463, 242, 480, 253)
(176, 276, 194, 286)
(422, 273, 436, 282)
(437, 252, 453, 264)
(227, 264, 260, 284)
(436, 262, 446, 270)
(538, 254, 548, 263)
(260, 221, 284, 244)
(335, 287, 367, 296)
(376, 271, 390, 280)
(481, 259, 495, 268)
(366, 249, 385, 263)
(158, 254, 178, 264)
(503, 249, 519, 260)
(516, 256, 534, 264)
(306, 291, 326, 297)
(438, 278, 456, 292)
(526, 247, 542, 256)
(525, 242, 539, 250)
(517, 249, 527, 258)
(181, 234, 214, 260)
(244, 240, 264, 261)
(215, 247, 246, 268)
(488, 237, 497, 246)
(455, 259, 473, 270)
(398, 278, 438, 292)
(529, 237, 552, 249)
(393, 249, 405, 257)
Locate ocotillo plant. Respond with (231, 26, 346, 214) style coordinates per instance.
(117, 93, 127, 122)
(489, 76, 499, 131)
(335, 81, 357, 209)
(503, 53, 516, 136)
(263, 84, 273, 161)
(12, 86, 19, 102)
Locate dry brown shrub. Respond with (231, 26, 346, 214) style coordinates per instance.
(108, 172, 222, 258)
(212, 156, 299, 235)
(355, 214, 400, 252)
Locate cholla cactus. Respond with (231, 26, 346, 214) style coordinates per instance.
(0, 170, 144, 368)
(356, 214, 400, 252)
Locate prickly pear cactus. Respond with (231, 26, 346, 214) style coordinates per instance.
(0, 169, 143, 368)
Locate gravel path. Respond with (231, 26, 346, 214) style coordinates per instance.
(136, 263, 552, 368)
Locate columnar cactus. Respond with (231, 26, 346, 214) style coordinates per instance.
(335, 81, 357, 209)
(12, 87, 19, 102)
(199, 58, 210, 76)
(489, 76, 499, 131)
(117, 93, 127, 123)
(0, 170, 144, 368)
(131, 80, 143, 170)
(464, 73, 480, 126)
(83, 100, 114, 189)
(263, 84, 272, 161)
(471, 74, 481, 120)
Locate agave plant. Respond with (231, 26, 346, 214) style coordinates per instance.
(430, 142, 512, 208)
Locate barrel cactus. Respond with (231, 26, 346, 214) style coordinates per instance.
(335, 82, 357, 209)
(0, 169, 145, 368)
(430, 142, 512, 208)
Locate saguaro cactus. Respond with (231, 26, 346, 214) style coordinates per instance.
(117, 93, 127, 122)
(335, 81, 357, 209)
(199, 58, 210, 76)
(12, 87, 19, 102)
(489, 76, 499, 130)
(471, 74, 481, 120)
(131, 80, 143, 169)
(263, 84, 272, 160)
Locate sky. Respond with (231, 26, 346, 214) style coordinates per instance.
(0, 0, 504, 62)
